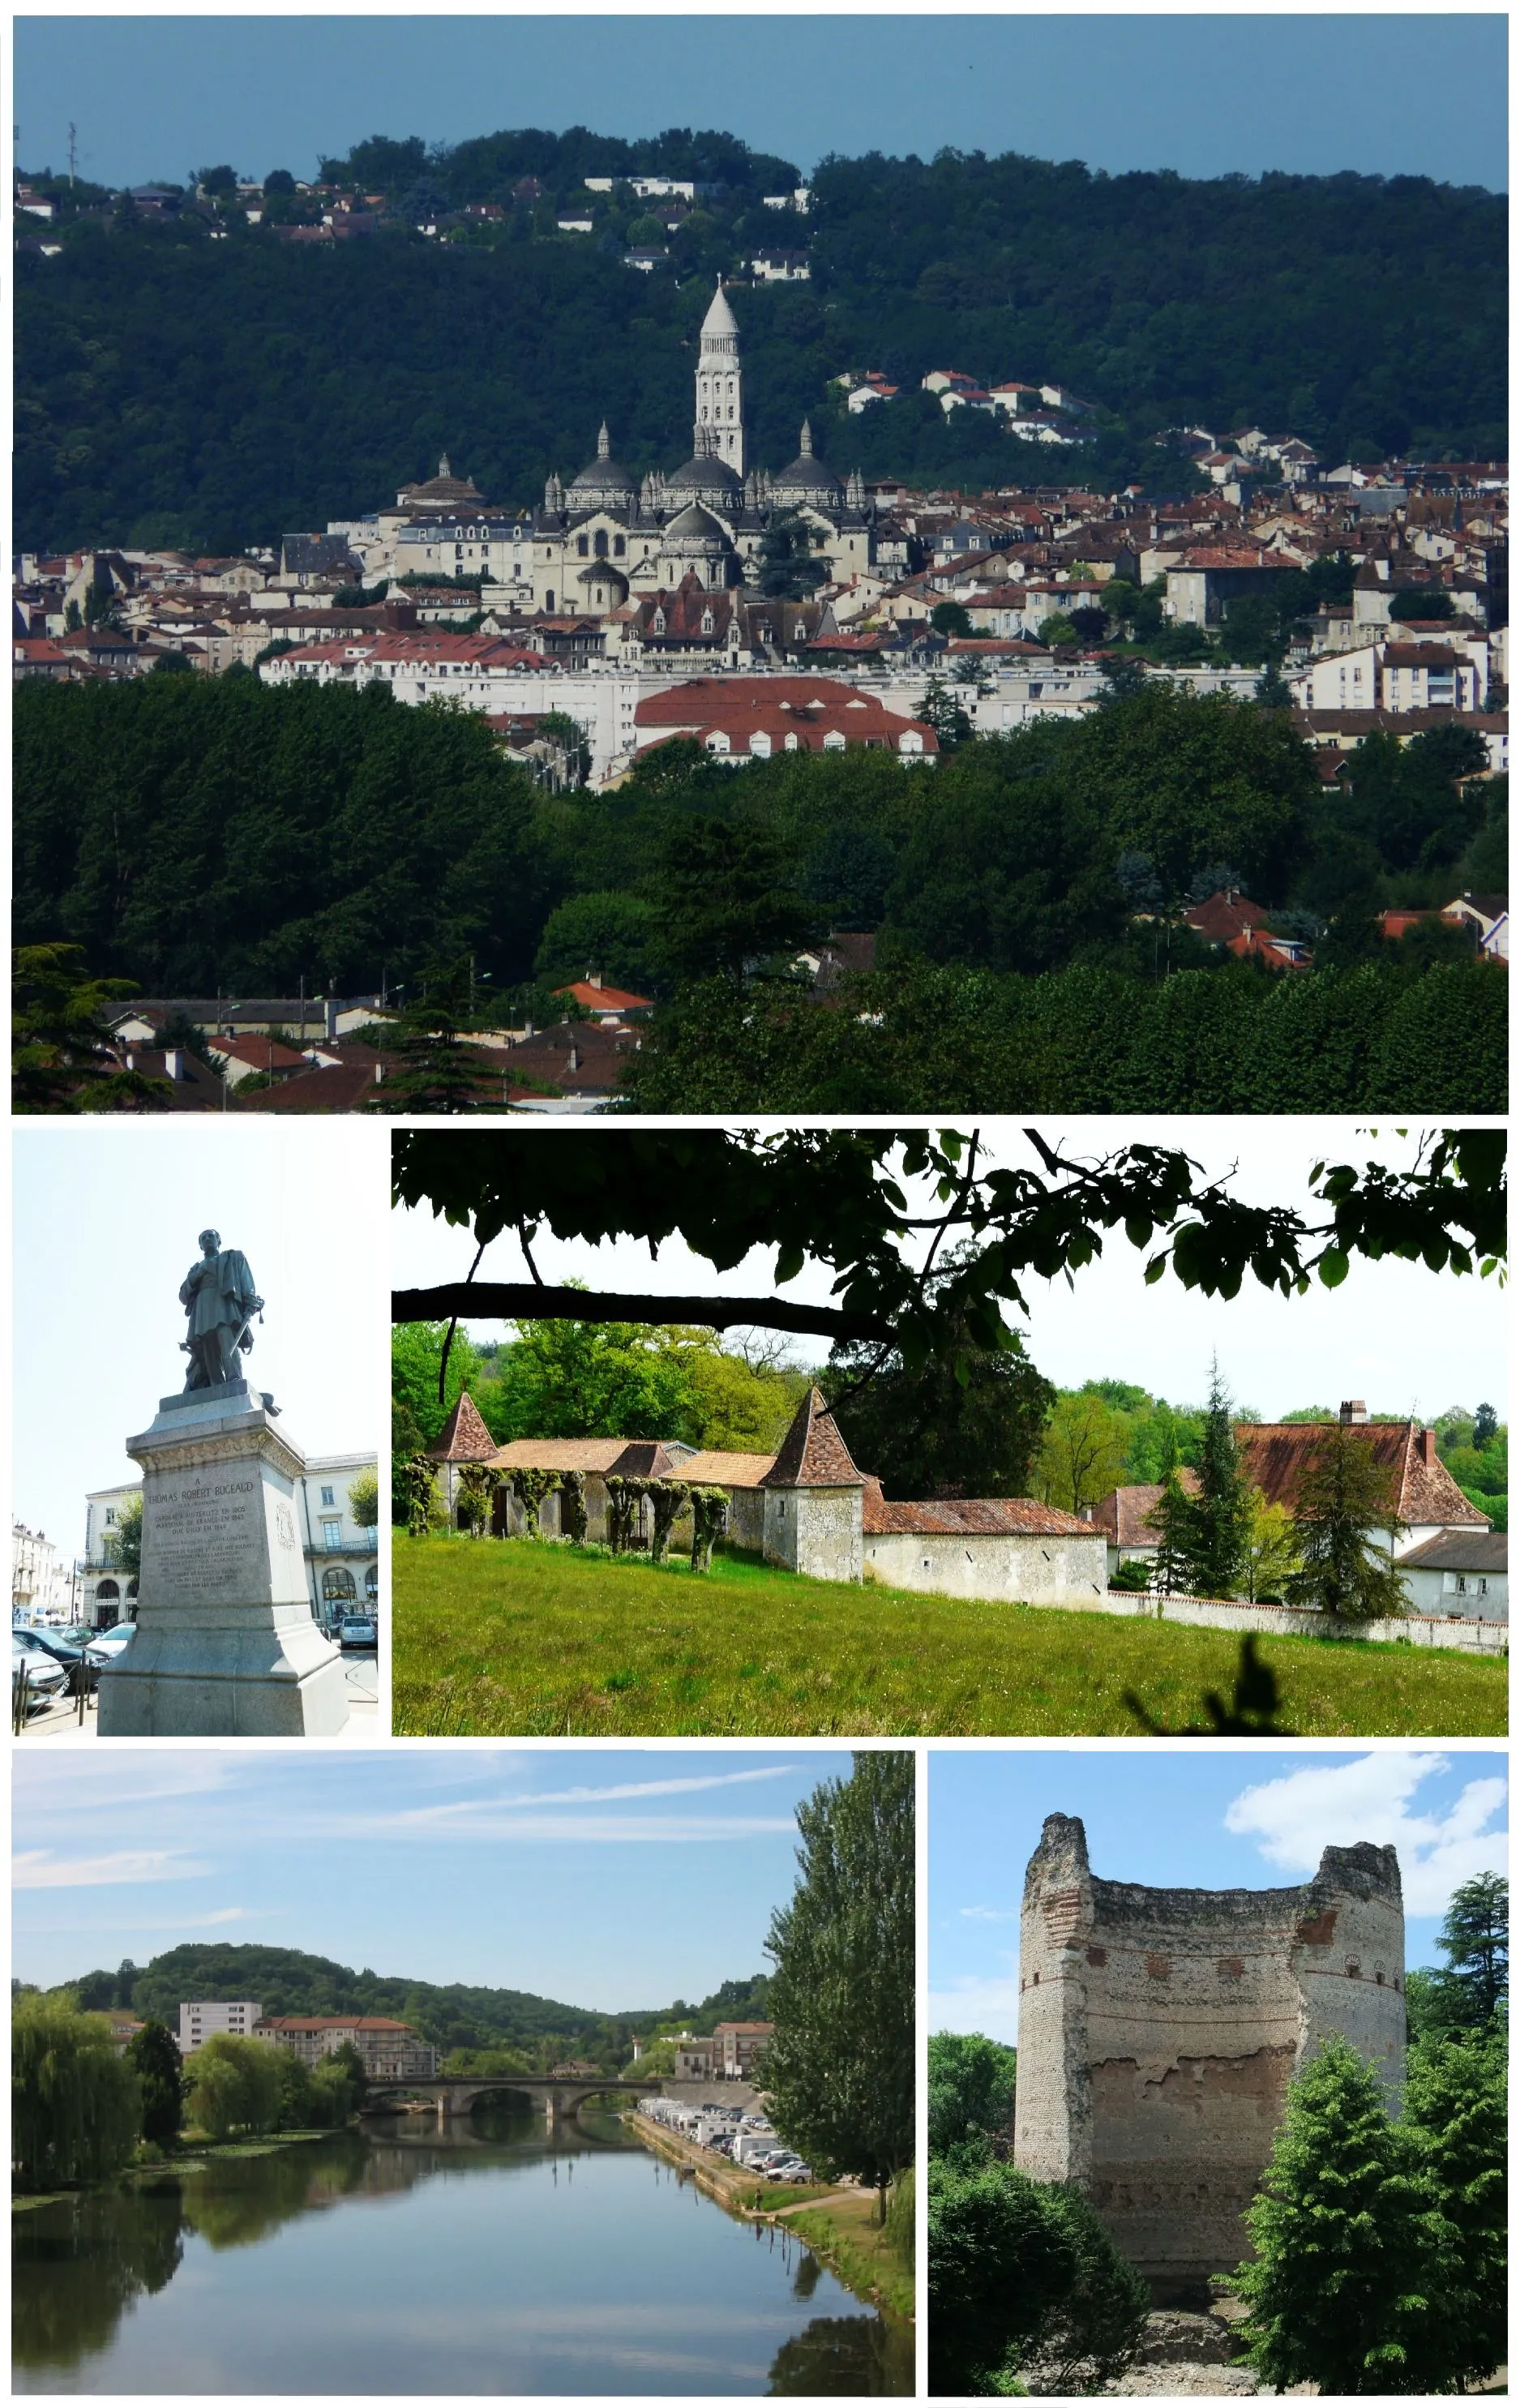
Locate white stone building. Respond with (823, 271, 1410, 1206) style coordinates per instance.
(12, 1522, 75, 1625)
(178, 1999, 263, 2055)
(78, 1455, 378, 1631)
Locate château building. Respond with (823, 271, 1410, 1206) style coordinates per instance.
(528, 279, 876, 621)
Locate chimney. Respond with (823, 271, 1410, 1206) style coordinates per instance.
(164, 1048, 183, 1081)
(374, 1062, 383, 1083)
(325, 998, 339, 1039)
(1079, 1505, 1094, 1523)
(1340, 1399, 1369, 1424)
(1419, 1427, 1437, 1468)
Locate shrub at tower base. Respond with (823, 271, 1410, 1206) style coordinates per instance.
(927, 2153, 1150, 2394)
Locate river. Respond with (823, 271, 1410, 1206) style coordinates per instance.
(12, 2105, 914, 2395)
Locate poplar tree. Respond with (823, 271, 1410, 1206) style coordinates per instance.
(1150, 1360, 1252, 1596)
(761, 1751, 914, 2218)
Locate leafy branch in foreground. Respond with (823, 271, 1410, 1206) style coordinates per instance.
(392, 1126, 1505, 1382)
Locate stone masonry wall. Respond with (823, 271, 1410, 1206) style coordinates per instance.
(863, 1528, 1107, 1606)
(764, 1486, 863, 1583)
(1013, 1814, 1405, 2297)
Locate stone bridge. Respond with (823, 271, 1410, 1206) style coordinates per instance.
(362, 2076, 665, 2130)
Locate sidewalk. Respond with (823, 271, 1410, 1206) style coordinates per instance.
(15, 1657, 382, 1740)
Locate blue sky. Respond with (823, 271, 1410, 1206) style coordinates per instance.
(12, 1746, 851, 2006)
(13, 1120, 388, 1560)
(395, 1121, 1507, 1426)
(929, 1748, 1509, 2040)
(15, 16, 1506, 195)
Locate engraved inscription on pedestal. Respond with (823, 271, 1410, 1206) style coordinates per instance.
(146, 1473, 264, 1604)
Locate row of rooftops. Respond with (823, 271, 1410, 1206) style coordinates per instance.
(431, 1386, 1491, 1540)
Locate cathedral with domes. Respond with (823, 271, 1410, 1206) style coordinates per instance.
(528, 279, 875, 621)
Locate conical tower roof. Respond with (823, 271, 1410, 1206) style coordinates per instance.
(701, 276, 739, 341)
(761, 1386, 863, 1489)
(427, 1391, 498, 1463)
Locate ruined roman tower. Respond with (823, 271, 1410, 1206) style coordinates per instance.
(1013, 1813, 1406, 2297)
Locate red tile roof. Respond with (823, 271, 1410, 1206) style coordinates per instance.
(427, 1392, 499, 1463)
(1090, 1474, 1201, 1549)
(1235, 1421, 1488, 1528)
(553, 979, 653, 1013)
(861, 1478, 1094, 1536)
(763, 1387, 863, 1489)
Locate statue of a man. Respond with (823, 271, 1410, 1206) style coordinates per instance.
(179, 1229, 263, 1391)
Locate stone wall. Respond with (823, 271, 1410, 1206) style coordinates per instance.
(862, 1528, 1107, 1607)
(1012, 1584, 1507, 1654)
(764, 1485, 862, 1583)
(1013, 1814, 1406, 2297)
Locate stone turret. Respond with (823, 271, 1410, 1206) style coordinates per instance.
(760, 1386, 864, 1583)
(1013, 1814, 1407, 2299)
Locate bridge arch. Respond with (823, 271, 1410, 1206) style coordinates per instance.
(362, 2076, 666, 2132)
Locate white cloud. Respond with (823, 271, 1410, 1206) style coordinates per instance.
(380, 1765, 803, 1826)
(12, 1848, 209, 1890)
(927, 1976, 1023, 2045)
(958, 1905, 1018, 1922)
(1225, 1754, 1508, 1914)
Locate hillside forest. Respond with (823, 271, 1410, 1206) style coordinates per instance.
(16, 128, 1505, 555)
(14, 676, 1508, 1112)
(53, 1943, 772, 2077)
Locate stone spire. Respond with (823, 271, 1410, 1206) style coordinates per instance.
(799, 419, 814, 458)
(846, 466, 867, 509)
(439, 452, 451, 478)
(542, 469, 565, 513)
(695, 275, 744, 478)
(597, 422, 610, 460)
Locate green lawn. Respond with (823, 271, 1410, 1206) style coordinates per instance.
(392, 1538, 1505, 1737)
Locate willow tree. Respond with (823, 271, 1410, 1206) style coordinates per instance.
(12, 1995, 143, 2189)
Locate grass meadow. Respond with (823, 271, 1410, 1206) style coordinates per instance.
(391, 1537, 1506, 1738)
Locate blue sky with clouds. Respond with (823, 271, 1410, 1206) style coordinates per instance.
(929, 1748, 1509, 2040)
(16, 17, 1506, 195)
(12, 1747, 854, 2007)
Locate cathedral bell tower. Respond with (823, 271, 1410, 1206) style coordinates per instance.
(695, 276, 745, 478)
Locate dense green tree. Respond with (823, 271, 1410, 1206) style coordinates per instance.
(756, 510, 829, 599)
(928, 2153, 1149, 2394)
(1405, 1872, 1507, 2037)
(14, 681, 545, 996)
(126, 2018, 186, 2149)
(348, 1472, 380, 1533)
(185, 2033, 284, 2140)
(1400, 2029, 1507, 2386)
(824, 1311, 1054, 1499)
(12, 1995, 143, 2191)
(913, 675, 975, 752)
(11, 943, 169, 1113)
(390, 1321, 486, 1449)
(1034, 1390, 1132, 1513)
(655, 815, 817, 978)
(929, 601, 974, 638)
(927, 2030, 1017, 2157)
(1149, 1360, 1252, 1596)
(1232, 2035, 1487, 2396)
(1283, 1422, 1407, 1622)
(763, 1753, 914, 2217)
(532, 891, 664, 995)
(367, 960, 504, 1114)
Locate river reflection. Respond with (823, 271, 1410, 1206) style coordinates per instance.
(13, 2106, 912, 2395)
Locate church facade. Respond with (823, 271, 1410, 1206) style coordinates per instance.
(529, 281, 876, 623)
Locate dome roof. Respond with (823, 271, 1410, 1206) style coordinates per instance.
(665, 449, 743, 506)
(663, 500, 729, 551)
(567, 422, 636, 509)
(770, 419, 841, 503)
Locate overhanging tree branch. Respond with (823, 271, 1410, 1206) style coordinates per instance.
(393, 1283, 897, 1346)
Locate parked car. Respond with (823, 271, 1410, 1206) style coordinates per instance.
(86, 1626, 136, 1660)
(12, 1633, 70, 1702)
(340, 1615, 378, 1652)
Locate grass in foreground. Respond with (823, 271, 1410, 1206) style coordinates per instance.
(392, 1538, 1505, 1737)
(777, 2190, 914, 2320)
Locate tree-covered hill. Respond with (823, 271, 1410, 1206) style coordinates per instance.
(59, 1942, 771, 2061)
(15, 129, 1505, 554)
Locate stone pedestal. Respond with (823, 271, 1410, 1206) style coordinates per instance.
(96, 1382, 349, 1737)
